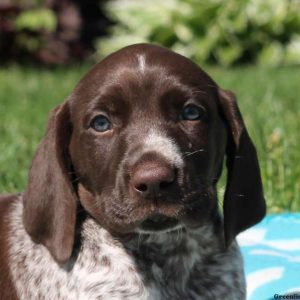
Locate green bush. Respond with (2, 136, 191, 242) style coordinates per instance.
(14, 8, 57, 32)
(13, 8, 57, 52)
(97, 0, 300, 66)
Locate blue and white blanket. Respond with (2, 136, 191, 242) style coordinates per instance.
(238, 214, 300, 300)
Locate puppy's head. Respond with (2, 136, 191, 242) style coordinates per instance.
(23, 44, 266, 264)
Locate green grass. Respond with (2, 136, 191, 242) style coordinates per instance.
(0, 64, 299, 213)
(0, 64, 91, 192)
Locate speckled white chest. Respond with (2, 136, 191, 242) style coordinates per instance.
(8, 200, 245, 300)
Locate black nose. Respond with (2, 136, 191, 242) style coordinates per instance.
(131, 161, 176, 198)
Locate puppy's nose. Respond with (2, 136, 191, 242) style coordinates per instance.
(131, 162, 176, 198)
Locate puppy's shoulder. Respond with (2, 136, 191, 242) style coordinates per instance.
(0, 193, 20, 300)
(0, 193, 21, 225)
(0, 192, 20, 206)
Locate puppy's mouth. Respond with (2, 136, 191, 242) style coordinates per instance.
(138, 214, 180, 233)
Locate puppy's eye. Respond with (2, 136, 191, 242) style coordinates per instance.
(90, 115, 112, 132)
(181, 104, 206, 121)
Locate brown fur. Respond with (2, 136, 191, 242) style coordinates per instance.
(0, 195, 19, 300)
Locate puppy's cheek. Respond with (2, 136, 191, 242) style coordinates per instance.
(78, 184, 93, 203)
(96, 198, 142, 233)
(99, 210, 140, 234)
(77, 182, 138, 231)
(180, 206, 211, 227)
(180, 188, 217, 226)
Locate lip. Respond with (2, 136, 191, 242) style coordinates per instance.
(139, 214, 180, 232)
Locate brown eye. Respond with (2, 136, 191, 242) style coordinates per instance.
(181, 104, 206, 121)
(90, 115, 112, 132)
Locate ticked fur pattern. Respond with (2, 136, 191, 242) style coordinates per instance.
(9, 197, 246, 300)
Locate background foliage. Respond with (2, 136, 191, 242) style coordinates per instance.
(0, 0, 110, 64)
(98, 0, 300, 66)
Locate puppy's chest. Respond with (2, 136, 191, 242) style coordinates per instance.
(9, 203, 244, 300)
(10, 228, 199, 299)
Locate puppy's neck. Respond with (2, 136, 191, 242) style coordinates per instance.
(77, 212, 223, 266)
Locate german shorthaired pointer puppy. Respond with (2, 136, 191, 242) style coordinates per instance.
(0, 43, 266, 299)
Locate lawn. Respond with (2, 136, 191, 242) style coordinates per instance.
(0, 64, 299, 213)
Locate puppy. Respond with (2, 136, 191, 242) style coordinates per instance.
(0, 43, 266, 300)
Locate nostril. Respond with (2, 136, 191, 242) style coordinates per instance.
(135, 183, 148, 192)
(159, 167, 176, 189)
(159, 180, 174, 190)
(131, 162, 177, 196)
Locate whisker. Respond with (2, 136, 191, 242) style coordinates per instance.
(183, 149, 206, 157)
(71, 176, 81, 183)
(138, 232, 142, 252)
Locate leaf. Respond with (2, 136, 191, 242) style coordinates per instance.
(14, 9, 57, 32)
(257, 42, 284, 66)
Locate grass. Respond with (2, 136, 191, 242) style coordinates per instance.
(0, 64, 91, 193)
(0, 64, 299, 213)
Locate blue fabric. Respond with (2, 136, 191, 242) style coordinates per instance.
(238, 214, 300, 300)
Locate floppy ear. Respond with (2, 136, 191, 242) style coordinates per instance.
(218, 89, 266, 246)
(23, 102, 77, 265)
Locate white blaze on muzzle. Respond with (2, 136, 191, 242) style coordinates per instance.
(143, 130, 184, 169)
